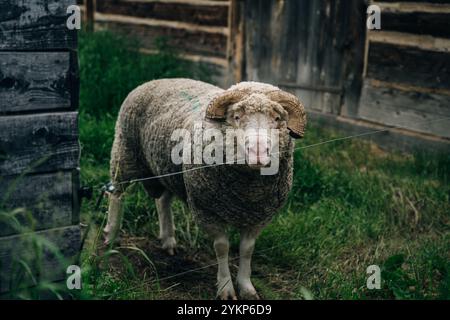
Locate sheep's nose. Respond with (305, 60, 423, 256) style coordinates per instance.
(245, 134, 271, 166)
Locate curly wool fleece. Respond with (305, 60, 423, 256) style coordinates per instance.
(110, 78, 295, 229)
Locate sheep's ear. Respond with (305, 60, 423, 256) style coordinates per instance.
(205, 90, 247, 120)
(266, 90, 307, 138)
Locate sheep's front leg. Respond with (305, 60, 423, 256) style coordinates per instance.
(213, 232, 237, 300)
(237, 228, 261, 299)
(104, 193, 124, 245)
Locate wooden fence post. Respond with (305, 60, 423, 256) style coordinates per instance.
(227, 0, 245, 85)
(85, 0, 95, 32)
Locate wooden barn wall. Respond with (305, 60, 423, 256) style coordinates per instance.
(0, 0, 80, 293)
(81, 0, 231, 87)
(244, 0, 450, 149)
(244, 0, 367, 118)
(360, 0, 450, 139)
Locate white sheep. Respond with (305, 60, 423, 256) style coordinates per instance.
(104, 78, 306, 299)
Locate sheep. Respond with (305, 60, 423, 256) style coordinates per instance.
(104, 78, 307, 299)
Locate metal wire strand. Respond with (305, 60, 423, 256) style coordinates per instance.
(112, 115, 450, 186)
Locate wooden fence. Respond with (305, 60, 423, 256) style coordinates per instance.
(0, 0, 81, 294)
(79, 0, 237, 87)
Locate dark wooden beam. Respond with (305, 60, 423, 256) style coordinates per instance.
(381, 11, 450, 38)
(0, 0, 77, 50)
(96, 0, 229, 27)
(0, 52, 78, 114)
(0, 226, 80, 293)
(307, 110, 450, 154)
(367, 42, 450, 91)
(380, 0, 450, 3)
(0, 112, 79, 176)
(0, 171, 79, 237)
(85, 0, 95, 32)
(226, 0, 245, 85)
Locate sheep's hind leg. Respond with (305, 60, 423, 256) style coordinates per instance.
(155, 190, 177, 255)
(237, 227, 262, 300)
(104, 191, 124, 245)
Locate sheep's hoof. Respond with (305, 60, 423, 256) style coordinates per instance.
(103, 228, 118, 246)
(238, 281, 260, 300)
(219, 291, 238, 300)
(161, 237, 177, 255)
(217, 279, 237, 300)
(239, 291, 260, 300)
(103, 236, 118, 247)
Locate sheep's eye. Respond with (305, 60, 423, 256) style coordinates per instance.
(275, 116, 281, 122)
(234, 115, 240, 121)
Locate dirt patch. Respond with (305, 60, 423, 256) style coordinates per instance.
(97, 235, 218, 299)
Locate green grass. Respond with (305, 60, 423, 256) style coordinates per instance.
(78, 31, 450, 300)
(0, 208, 74, 299)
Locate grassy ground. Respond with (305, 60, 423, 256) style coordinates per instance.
(77, 31, 450, 300)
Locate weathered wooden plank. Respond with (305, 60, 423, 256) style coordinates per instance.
(0, 225, 80, 293)
(358, 80, 450, 138)
(379, 0, 450, 6)
(244, 0, 365, 116)
(368, 31, 450, 53)
(0, 171, 79, 237)
(85, 0, 95, 32)
(94, 12, 228, 35)
(0, 0, 77, 50)
(367, 42, 450, 90)
(381, 12, 450, 38)
(226, 0, 244, 85)
(0, 52, 78, 114)
(71, 168, 81, 226)
(0, 112, 79, 176)
(308, 110, 450, 154)
(383, 0, 450, 2)
(286, 87, 343, 115)
(96, 0, 229, 27)
(95, 19, 227, 58)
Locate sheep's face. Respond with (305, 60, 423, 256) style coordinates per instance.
(205, 84, 306, 172)
(224, 93, 289, 168)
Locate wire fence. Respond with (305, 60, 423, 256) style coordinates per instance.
(112, 115, 450, 186)
(89, 114, 450, 298)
